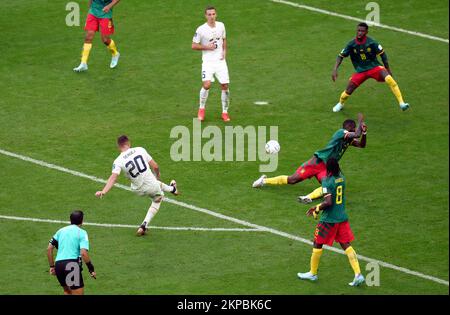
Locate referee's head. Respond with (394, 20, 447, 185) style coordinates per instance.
(70, 210, 84, 226)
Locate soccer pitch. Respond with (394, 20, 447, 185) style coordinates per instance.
(0, 0, 448, 295)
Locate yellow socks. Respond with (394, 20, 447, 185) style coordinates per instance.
(385, 75, 405, 105)
(339, 91, 351, 105)
(310, 248, 323, 275)
(81, 43, 92, 64)
(345, 246, 361, 275)
(307, 187, 323, 200)
(107, 39, 119, 56)
(264, 175, 288, 185)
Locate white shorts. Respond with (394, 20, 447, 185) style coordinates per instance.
(132, 180, 164, 201)
(202, 60, 230, 84)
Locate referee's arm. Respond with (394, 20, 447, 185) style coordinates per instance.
(81, 249, 96, 279)
(47, 242, 56, 275)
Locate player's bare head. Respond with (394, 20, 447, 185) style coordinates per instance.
(326, 158, 341, 177)
(343, 119, 356, 132)
(70, 210, 84, 226)
(205, 6, 217, 22)
(117, 135, 130, 150)
(357, 22, 369, 39)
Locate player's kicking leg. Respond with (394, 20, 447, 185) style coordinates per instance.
(136, 180, 179, 236)
(252, 172, 302, 188)
(198, 81, 211, 121)
(74, 30, 95, 72)
(101, 34, 120, 69)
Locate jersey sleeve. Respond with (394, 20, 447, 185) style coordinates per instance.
(372, 40, 384, 55)
(193, 27, 201, 43)
(112, 158, 121, 175)
(321, 178, 332, 196)
(79, 230, 89, 251)
(142, 148, 152, 162)
(339, 43, 351, 58)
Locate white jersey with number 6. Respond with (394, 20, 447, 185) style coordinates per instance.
(193, 22, 226, 62)
(112, 147, 156, 191)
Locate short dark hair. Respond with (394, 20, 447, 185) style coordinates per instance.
(343, 119, 356, 129)
(117, 135, 130, 146)
(205, 5, 216, 13)
(358, 22, 369, 30)
(326, 158, 341, 177)
(70, 210, 84, 225)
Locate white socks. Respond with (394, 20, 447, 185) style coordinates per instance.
(160, 181, 174, 193)
(143, 201, 161, 228)
(221, 89, 230, 113)
(199, 87, 209, 109)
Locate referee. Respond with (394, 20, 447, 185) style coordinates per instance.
(47, 210, 96, 295)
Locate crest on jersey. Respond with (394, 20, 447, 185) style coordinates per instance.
(367, 47, 372, 52)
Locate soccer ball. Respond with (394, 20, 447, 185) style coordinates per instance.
(265, 140, 280, 154)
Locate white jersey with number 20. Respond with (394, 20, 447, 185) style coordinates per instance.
(112, 147, 156, 190)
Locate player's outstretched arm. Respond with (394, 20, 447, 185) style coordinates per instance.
(352, 123, 367, 148)
(149, 159, 161, 180)
(95, 173, 118, 198)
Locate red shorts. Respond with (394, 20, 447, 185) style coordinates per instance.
(84, 14, 114, 35)
(295, 157, 327, 183)
(313, 221, 354, 246)
(350, 66, 386, 87)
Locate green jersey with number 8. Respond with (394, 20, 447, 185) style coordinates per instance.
(320, 174, 348, 223)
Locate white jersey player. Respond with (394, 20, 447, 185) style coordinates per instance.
(192, 6, 231, 122)
(95, 135, 179, 236)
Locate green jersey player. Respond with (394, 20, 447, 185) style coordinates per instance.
(332, 22, 409, 112)
(297, 158, 365, 287)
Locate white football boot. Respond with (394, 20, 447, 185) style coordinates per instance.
(110, 52, 120, 69)
(73, 62, 88, 72)
(348, 274, 365, 287)
(252, 175, 266, 188)
(297, 271, 318, 282)
(400, 103, 410, 111)
(298, 195, 313, 204)
(333, 102, 344, 112)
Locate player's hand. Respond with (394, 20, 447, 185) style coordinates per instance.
(90, 271, 97, 279)
(361, 123, 368, 133)
(49, 267, 56, 276)
(221, 52, 226, 60)
(95, 191, 105, 198)
(306, 206, 316, 217)
(103, 5, 111, 13)
(357, 113, 364, 123)
(205, 43, 216, 50)
(332, 70, 338, 82)
(386, 68, 393, 76)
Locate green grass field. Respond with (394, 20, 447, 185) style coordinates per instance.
(0, 0, 448, 295)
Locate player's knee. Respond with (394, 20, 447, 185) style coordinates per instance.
(154, 196, 163, 203)
(203, 82, 211, 90)
(102, 36, 111, 45)
(287, 175, 299, 185)
(221, 84, 229, 90)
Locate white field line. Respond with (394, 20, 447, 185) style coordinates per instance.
(0, 148, 448, 286)
(269, 0, 449, 44)
(0, 215, 262, 232)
